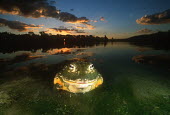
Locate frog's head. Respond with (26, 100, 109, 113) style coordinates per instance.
(54, 59, 103, 93)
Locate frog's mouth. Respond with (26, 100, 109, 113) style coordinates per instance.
(62, 77, 99, 88)
(54, 76, 103, 93)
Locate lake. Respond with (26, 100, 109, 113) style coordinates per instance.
(0, 42, 170, 115)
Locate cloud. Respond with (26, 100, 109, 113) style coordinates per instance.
(136, 28, 154, 34)
(45, 26, 86, 34)
(76, 26, 86, 29)
(75, 25, 95, 30)
(0, 0, 59, 18)
(100, 17, 105, 21)
(91, 20, 98, 23)
(75, 30, 86, 33)
(70, 9, 74, 11)
(67, 18, 95, 30)
(84, 23, 95, 29)
(49, 1, 56, 4)
(136, 9, 170, 25)
(0, 0, 92, 26)
(0, 18, 42, 32)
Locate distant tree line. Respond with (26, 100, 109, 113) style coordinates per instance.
(0, 32, 108, 53)
(111, 30, 170, 50)
(127, 30, 170, 50)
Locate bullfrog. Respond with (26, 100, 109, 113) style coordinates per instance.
(54, 59, 103, 93)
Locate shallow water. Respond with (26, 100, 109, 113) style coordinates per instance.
(0, 42, 170, 115)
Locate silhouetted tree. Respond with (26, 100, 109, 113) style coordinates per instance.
(28, 32, 35, 36)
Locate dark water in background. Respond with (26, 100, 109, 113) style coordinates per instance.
(0, 42, 170, 115)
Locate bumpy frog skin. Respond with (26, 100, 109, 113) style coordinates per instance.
(54, 59, 103, 93)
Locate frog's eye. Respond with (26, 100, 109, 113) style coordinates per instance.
(89, 64, 94, 70)
(69, 64, 76, 72)
(69, 64, 74, 69)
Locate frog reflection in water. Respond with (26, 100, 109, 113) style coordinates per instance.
(54, 59, 103, 93)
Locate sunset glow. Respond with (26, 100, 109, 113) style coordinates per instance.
(0, 0, 170, 38)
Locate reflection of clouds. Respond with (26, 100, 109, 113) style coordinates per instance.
(0, 53, 44, 64)
(136, 47, 152, 52)
(132, 54, 170, 66)
(47, 48, 72, 55)
(132, 55, 148, 64)
(12, 53, 44, 63)
(47, 48, 86, 55)
(76, 52, 95, 57)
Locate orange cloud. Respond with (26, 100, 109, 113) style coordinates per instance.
(100, 17, 105, 21)
(68, 22, 95, 30)
(67, 19, 89, 24)
(0, 0, 92, 25)
(45, 28, 71, 35)
(136, 9, 170, 25)
(76, 26, 86, 29)
(67, 18, 95, 30)
(0, 0, 95, 31)
(45, 26, 86, 35)
(91, 20, 98, 23)
(85, 23, 95, 30)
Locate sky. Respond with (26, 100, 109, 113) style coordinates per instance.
(0, 0, 170, 39)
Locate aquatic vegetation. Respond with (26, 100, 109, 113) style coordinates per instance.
(0, 77, 74, 115)
(0, 91, 12, 105)
(127, 76, 170, 114)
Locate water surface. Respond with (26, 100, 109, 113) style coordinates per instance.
(0, 42, 170, 115)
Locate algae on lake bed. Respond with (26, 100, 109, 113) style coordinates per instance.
(0, 66, 170, 115)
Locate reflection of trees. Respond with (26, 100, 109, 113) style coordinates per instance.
(110, 30, 170, 50)
(0, 32, 108, 53)
(127, 30, 170, 50)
